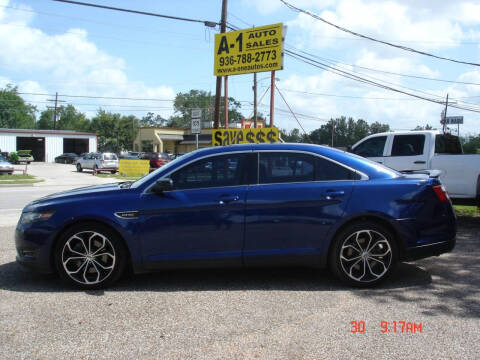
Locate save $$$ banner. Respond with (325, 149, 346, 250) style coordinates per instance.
(212, 128, 279, 146)
(119, 159, 150, 176)
(214, 23, 284, 76)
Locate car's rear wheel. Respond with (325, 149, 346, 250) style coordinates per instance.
(54, 223, 127, 289)
(76, 163, 82, 172)
(329, 221, 397, 287)
(110, 170, 116, 174)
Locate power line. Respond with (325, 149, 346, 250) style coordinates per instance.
(287, 46, 480, 86)
(284, 50, 480, 113)
(280, 0, 480, 67)
(53, 0, 219, 28)
(0, 5, 207, 40)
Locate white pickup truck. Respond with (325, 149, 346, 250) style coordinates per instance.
(350, 130, 480, 205)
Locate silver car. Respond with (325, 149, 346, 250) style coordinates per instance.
(0, 155, 14, 175)
(75, 152, 118, 174)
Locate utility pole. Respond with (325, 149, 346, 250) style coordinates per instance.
(47, 92, 65, 130)
(224, 76, 229, 128)
(132, 117, 135, 151)
(442, 93, 449, 134)
(214, 0, 227, 129)
(331, 120, 335, 147)
(269, 71, 275, 127)
(253, 72, 257, 128)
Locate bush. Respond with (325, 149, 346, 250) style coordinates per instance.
(8, 152, 19, 164)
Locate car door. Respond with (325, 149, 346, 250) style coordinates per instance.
(138, 152, 254, 269)
(244, 151, 356, 267)
(384, 134, 429, 171)
(351, 135, 388, 165)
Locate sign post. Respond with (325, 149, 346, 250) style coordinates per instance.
(191, 109, 202, 150)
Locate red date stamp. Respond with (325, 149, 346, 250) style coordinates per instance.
(350, 321, 422, 334)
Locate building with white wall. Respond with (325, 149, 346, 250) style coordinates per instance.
(0, 129, 97, 162)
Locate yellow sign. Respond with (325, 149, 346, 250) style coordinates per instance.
(214, 23, 284, 76)
(119, 159, 150, 176)
(212, 128, 279, 146)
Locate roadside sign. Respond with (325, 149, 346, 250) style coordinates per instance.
(119, 159, 149, 176)
(212, 128, 279, 146)
(214, 23, 284, 76)
(445, 116, 463, 124)
(191, 119, 201, 134)
(191, 108, 202, 119)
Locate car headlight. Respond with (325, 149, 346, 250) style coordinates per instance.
(20, 211, 55, 224)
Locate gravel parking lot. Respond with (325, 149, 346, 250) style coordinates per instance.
(0, 217, 479, 359)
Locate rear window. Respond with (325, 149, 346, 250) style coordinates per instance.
(435, 134, 462, 154)
(103, 154, 118, 160)
(391, 135, 425, 156)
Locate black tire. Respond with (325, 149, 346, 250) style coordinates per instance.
(110, 170, 116, 174)
(54, 222, 127, 289)
(329, 221, 398, 287)
(76, 163, 82, 172)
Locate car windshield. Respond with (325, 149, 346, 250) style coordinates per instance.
(131, 151, 198, 188)
(0, 155, 7, 162)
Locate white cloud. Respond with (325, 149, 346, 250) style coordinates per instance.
(287, 0, 467, 51)
(0, 0, 176, 119)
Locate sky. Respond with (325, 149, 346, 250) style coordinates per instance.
(1, 0, 480, 135)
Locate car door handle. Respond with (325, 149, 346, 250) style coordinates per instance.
(414, 161, 426, 164)
(218, 195, 239, 205)
(325, 190, 345, 200)
(376, 161, 383, 164)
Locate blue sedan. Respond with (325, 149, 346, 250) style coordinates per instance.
(15, 143, 456, 289)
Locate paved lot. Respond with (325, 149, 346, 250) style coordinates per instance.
(0, 216, 478, 359)
(0, 162, 118, 226)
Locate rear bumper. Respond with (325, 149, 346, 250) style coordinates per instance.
(404, 237, 456, 261)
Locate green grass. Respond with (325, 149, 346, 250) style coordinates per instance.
(453, 205, 479, 217)
(0, 174, 43, 184)
(96, 173, 143, 181)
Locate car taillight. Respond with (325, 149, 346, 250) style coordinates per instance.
(433, 185, 450, 202)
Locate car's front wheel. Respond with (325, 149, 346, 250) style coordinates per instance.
(76, 163, 82, 172)
(329, 221, 397, 287)
(54, 223, 127, 289)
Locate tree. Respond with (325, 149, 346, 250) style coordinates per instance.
(461, 135, 480, 154)
(0, 84, 37, 129)
(280, 128, 303, 143)
(90, 110, 138, 152)
(413, 124, 434, 131)
(140, 112, 168, 127)
(169, 89, 245, 128)
(308, 117, 390, 147)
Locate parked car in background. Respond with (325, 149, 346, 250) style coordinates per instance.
(118, 152, 140, 160)
(139, 152, 172, 169)
(16, 151, 34, 164)
(75, 152, 118, 174)
(16, 143, 456, 289)
(0, 154, 14, 175)
(55, 153, 79, 164)
(350, 130, 480, 205)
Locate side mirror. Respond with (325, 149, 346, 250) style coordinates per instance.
(346, 145, 352, 152)
(152, 178, 173, 195)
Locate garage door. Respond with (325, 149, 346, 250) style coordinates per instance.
(63, 138, 89, 155)
(16, 137, 45, 162)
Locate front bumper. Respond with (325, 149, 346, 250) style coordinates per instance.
(15, 225, 56, 274)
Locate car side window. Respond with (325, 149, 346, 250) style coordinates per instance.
(316, 157, 360, 181)
(259, 152, 316, 184)
(171, 154, 247, 190)
(391, 135, 425, 156)
(352, 136, 387, 157)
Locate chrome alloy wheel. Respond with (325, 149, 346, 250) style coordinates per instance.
(339, 230, 392, 283)
(61, 231, 116, 285)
